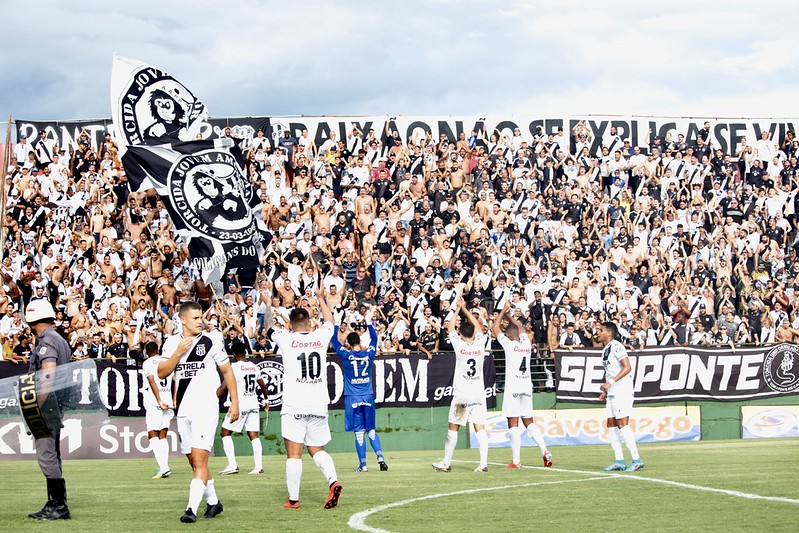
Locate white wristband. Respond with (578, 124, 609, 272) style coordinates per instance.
(608, 378, 616, 385)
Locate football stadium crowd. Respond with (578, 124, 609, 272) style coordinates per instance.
(2, 120, 799, 369)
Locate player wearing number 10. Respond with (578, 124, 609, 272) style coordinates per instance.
(331, 322, 388, 473)
(267, 289, 342, 510)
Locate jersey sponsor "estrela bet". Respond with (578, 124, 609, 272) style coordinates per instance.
(271, 322, 334, 416)
(231, 359, 261, 411)
(497, 333, 533, 396)
(142, 356, 174, 410)
(162, 332, 230, 417)
(449, 330, 488, 402)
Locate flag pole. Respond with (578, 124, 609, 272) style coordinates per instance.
(0, 116, 12, 252)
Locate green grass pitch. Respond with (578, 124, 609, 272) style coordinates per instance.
(1, 439, 797, 532)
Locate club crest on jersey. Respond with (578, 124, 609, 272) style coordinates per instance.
(196, 344, 206, 357)
(257, 360, 284, 409)
(117, 66, 206, 145)
(168, 150, 254, 242)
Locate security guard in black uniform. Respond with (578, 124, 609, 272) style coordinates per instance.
(24, 299, 73, 520)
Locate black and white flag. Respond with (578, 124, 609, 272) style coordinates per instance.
(110, 55, 270, 281)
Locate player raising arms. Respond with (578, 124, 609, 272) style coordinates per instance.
(142, 341, 174, 479)
(331, 320, 388, 473)
(433, 298, 491, 472)
(158, 301, 240, 523)
(267, 288, 342, 510)
(598, 321, 644, 472)
(218, 343, 269, 475)
(491, 304, 552, 468)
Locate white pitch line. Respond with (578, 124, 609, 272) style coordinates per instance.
(347, 475, 609, 533)
(348, 460, 799, 533)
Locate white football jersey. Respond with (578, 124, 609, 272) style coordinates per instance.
(231, 359, 261, 412)
(162, 332, 230, 417)
(449, 330, 488, 402)
(602, 339, 633, 397)
(271, 322, 334, 416)
(497, 333, 533, 396)
(142, 356, 173, 410)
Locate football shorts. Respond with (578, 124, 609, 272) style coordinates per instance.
(448, 397, 487, 426)
(606, 393, 634, 419)
(176, 415, 218, 455)
(281, 413, 331, 447)
(344, 395, 377, 432)
(502, 391, 534, 419)
(145, 407, 174, 432)
(222, 409, 260, 433)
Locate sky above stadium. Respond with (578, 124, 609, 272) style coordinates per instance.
(1, 0, 797, 129)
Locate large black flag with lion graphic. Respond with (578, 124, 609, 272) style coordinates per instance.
(110, 55, 270, 281)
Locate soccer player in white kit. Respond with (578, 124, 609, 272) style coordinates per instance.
(433, 299, 491, 472)
(142, 341, 174, 479)
(491, 304, 552, 468)
(598, 321, 644, 472)
(158, 302, 240, 523)
(218, 344, 269, 475)
(267, 288, 342, 510)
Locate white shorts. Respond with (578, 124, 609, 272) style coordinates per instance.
(502, 392, 534, 419)
(145, 407, 174, 432)
(177, 415, 218, 455)
(281, 413, 331, 447)
(606, 394, 634, 419)
(222, 409, 260, 434)
(448, 398, 488, 426)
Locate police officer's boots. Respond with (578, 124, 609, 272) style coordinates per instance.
(29, 478, 70, 520)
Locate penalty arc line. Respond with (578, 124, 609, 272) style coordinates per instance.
(348, 461, 799, 533)
(347, 475, 610, 533)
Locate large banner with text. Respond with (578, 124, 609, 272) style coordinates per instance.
(0, 353, 496, 417)
(555, 344, 799, 403)
(470, 406, 701, 448)
(16, 114, 799, 159)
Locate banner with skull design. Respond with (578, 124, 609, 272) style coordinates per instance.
(110, 55, 270, 281)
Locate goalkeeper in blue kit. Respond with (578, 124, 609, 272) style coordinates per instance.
(331, 322, 388, 472)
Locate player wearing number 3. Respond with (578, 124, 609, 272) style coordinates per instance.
(267, 288, 342, 510)
(433, 298, 491, 472)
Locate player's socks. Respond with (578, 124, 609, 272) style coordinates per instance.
(159, 438, 171, 472)
(618, 425, 640, 460)
(313, 450, 338, 485)
(251, 438, 263, 472)
(286, 458, 302, 501)
(367, 429, 384, 458)
(221, 436, 238, 469)
(150, 437, 165, 471)
(609, 427, 625, 461)
(526, 422, 549, 455)
(509, 426, 523, 465)
(475, 429, 489, 468)
(187, 478, 206, 514)
(443, 429, 458, 466)
(354, 430, 367, 467)
(204, 479, 219, 506)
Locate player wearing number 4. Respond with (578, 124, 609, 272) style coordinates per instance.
(331, 320, 388, 473)
(433, 298, 491, 473)
(218, 343, 269, 475)
(492, 304, 552, 469)
(598, 321, 644, 472)
(267, 288, 342, 510)
(142, 341, 174, 479)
